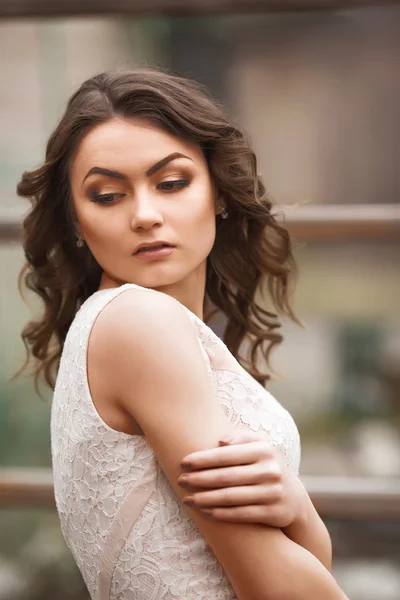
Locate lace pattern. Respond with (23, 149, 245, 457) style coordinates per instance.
(51, 283, 301, 600)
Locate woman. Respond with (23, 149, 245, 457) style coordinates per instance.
(17, 68, 348, 599)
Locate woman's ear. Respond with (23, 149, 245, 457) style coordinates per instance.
(215, 196, 229, 220)
(72, 217, 86, 245)
(215, 193, 226, 215)
(73, 220, 83, 238)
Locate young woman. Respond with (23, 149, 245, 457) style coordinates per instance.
(17, 68, 348, 600)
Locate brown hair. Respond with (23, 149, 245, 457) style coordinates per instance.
(16, 67, 297, 392)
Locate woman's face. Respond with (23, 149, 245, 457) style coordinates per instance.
(70, 117, 219, 291)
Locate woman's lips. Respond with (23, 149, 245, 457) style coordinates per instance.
(133, 245, 175, 261)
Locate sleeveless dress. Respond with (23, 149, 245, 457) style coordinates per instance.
(51, 283, 301, 600)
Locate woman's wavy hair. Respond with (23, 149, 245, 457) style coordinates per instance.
(16, 67, 298, 392)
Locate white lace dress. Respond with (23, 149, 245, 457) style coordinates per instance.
(51, 283, 301, 600)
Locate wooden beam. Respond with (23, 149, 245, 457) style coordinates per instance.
(280, 203, 400, 242)
(0, 468, 55, 508)
(304, 475, 400, 520)
(0, 0, 398, 18)
(2, 204, 400, 244)
(0, 207, 24, 243)
(1, 468, 400, 520)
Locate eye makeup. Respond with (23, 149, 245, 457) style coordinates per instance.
(157, 179, 190, 192)
(88, 175, 191, 205)
(90, 191, 125, 205)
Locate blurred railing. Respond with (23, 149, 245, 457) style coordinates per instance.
(2, 204, 400, 243)
(1, 468, 400, 520)
(281, 204, 400, 242)
(1, 0, 399, 18)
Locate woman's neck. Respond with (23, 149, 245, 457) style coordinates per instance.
(98, 263, 207, 321)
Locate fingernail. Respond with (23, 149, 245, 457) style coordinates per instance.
(219, 438, 232, 445)
(180, 462, 192, 470)
(178, 480, 191, 489)
(200, 508, 213, 516)
(183, 497, 194, 507)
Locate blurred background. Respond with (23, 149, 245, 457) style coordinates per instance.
(1, 1, 400, 599)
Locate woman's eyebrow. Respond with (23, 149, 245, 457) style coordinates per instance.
(145, 152, 193, 176)
(82, 167, 126, 184)
(82, 152, 193, 185)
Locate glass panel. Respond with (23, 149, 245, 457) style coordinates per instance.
(0, 509, 89, 600)
(330, 518, 400, 600)
(0, 245, 53, 468)
(267, 241, 400, 479)
(167, 7, 400, 205)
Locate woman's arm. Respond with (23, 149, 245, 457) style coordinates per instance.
(94, 289, 348, 600)
(178, 432, 333, 570)
(283, 484, 333, 571)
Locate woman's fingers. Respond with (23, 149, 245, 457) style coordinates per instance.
(178, 430, 304, 529)
(180, 440, 275, 471)
(177, 431, 302, 529)
(198, 504, 282, 525)
(183, 484, 283, 509)
(178, 460, 281, 490)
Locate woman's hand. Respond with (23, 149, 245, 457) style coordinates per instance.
(178, 430, 333, 570)
(178, 430, 309, 528)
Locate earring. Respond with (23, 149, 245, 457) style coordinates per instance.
(76, 235, 84, 248)
(219, 206, 228, 219)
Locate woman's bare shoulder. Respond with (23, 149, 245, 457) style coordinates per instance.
(89, 287, 198, 385)
(93, 287, 192, 347)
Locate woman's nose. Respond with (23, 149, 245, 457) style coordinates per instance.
(130, 195, 163, 231)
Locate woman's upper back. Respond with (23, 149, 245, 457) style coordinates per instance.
(51, 283, 301, 599)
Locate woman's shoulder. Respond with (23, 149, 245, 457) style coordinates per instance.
(87, 285, 213, 420)
(89, 284, 201, 360)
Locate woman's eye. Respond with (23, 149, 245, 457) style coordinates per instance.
(157, 179, 189, 192)
(91, 193, 124, 205)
